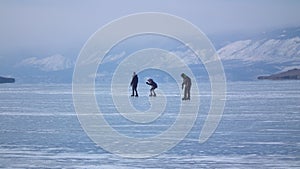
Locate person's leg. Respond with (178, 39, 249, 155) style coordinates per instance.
(131, 86, 135, 96)
(187, 85, 191, 100)
(135, 86, 138, 97)
(132, 85, 138, 97)
(183, 87, 188, 100)
(153, 88, 156, 97)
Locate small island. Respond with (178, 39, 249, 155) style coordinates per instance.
(258, 68, 300, 80)
(0, 76, 15, 84)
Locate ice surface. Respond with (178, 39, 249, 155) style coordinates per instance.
(0, 81, 299, 168)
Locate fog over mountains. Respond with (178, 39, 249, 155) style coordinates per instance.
(4, 27, 300, 83)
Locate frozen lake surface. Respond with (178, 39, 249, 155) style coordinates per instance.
(0, 81, 299, 168)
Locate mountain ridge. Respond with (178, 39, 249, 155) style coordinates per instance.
(217, 27, 300, 81)
(2, 27, 299, 83)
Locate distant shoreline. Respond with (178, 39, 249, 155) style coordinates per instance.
(258, 68, 300, 80)
(0, 76, 15, 84)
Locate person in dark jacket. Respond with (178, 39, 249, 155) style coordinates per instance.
(130, 72, 138, 97)
(181, 73, 191, 100)
(146, 78, 157, 97)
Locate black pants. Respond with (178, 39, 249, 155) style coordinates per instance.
(132, 85, 138, 96)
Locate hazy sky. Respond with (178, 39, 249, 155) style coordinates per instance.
(1, 0, 300, 60)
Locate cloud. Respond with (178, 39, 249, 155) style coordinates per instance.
(18, 54, 74, 71)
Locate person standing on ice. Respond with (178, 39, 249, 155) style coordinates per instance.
(181, 73, 191, 100)
(146, 78, 157, 97)
(130, 72, 138, 97)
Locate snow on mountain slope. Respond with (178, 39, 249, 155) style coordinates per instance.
(218, 34, 300, 64)
(216, 28, 300, 80)
(18, 54, 74, 71)
(12, 28, 300, 82)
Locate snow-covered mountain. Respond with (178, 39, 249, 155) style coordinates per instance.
(18, 54, 74, 72)
(218, 36, 300, 64)
(217, 27, 300, 81)
(6, 27, 300, 83)
(97, 28, 300, 82)
(9, 54, 74, 83)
